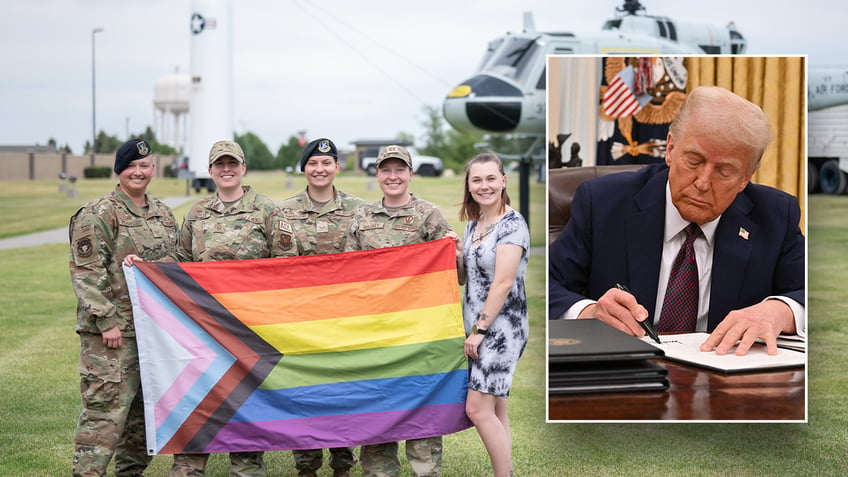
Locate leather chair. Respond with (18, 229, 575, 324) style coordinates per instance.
(548, 165, 647, 244)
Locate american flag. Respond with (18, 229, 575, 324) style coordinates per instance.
(603, 66, 642, 118)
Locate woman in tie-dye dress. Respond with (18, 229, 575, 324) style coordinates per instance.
(456, 152, 529, 477)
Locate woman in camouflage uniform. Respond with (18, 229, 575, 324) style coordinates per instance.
(70, 139, 178, 477)
(345, 145, 458, 477)
(281, 137, 365, 257)
(281, 137, 364, 477)
(168, 140, 295, 477)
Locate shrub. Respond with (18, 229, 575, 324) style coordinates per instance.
(83, 166, 112, 178)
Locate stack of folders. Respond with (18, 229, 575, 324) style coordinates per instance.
(548, 319, 669, 394)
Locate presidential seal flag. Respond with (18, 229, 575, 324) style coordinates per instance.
(125, 238, 471, 455)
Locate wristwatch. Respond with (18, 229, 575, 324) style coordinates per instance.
(471, 324, 488, 335)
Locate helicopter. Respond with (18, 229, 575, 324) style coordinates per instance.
(442, 0, 746, 138)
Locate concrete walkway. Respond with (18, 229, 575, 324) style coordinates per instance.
(0, 196, 195, 250)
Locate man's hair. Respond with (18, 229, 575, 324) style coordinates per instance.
(669, 86, 771, 174)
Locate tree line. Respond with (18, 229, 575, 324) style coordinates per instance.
(51, 105, 532, 175)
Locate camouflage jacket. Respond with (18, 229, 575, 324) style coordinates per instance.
(177, 185, 297, 262)
(280, 187, 365, 255)
(345, 194, 451, 251)
(69, 186, 178, 335)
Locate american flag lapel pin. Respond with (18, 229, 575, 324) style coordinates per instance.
(738, 227, 749, 240)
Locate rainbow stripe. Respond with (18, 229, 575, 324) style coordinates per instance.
(126, 238, 471, 455)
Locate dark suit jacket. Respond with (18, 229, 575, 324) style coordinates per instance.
(548, 164, 805, 331)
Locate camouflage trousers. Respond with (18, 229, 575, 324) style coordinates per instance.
(293, 447, 356, 472)
(72, 333, 150, 477)
(169, 452, 266, 477)
(360, 436, 442, 477)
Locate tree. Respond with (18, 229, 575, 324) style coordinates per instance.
(235, 131, 276, 170)
(276, 136, 303, 171)
(95, 130, 122, 154)
(46, 137, 72, 154)
(417, 104, 484, 173)
(419, 105, 447, 153)
(137, 126, 178, 156)
(442, 128, 486, 173)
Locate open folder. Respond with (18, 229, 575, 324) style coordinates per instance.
(639, 333, 806, 373)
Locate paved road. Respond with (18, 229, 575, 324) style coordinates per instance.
(0, 196, 195, 250)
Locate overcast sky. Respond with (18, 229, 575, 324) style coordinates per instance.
(1, 0, 845, 156)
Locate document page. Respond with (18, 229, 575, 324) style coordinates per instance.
(640, 333, 806, 373)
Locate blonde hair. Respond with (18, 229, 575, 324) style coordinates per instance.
(670, 86, 771, 174)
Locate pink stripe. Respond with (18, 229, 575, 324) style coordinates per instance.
(201, 403, 472, 453)
(137, 288, 216, 426)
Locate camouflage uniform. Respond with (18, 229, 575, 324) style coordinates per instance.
(70, 186, 178, 477)
(345, 195, 450, 252)
(281, 186, 364, 476)
(176, 185, 297, 263)
(280, 186, 365, 255)
(170, 185, 292, 477)
(345, 194, 450, 477)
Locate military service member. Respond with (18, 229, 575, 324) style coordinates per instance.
(175, 140, 296, 264)
(281, 137, 365, 256)
(344, 145, 455, 477)
(169, 140, 295, 477)
(70, 139, 178, 477)
(281, 137, 363, 477)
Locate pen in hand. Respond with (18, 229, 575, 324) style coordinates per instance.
(615, 283, 661, 344)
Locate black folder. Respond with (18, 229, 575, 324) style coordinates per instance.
(548, 318, 665, 363)
(549, 359, 669, 394)
(548, 319, 668, 394)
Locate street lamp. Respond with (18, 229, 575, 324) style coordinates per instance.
(91, 27, 103, 163)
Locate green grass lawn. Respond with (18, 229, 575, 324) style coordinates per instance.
(1, 177, 847, 476)
(0, 171, 546, 248)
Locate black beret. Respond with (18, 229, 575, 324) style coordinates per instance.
(299, 138, 337, 171)
(114, 139, 152, 174)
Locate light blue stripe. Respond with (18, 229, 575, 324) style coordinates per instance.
(135, 271, 236, 451)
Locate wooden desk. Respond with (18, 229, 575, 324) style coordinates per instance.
(548, 360, 805, 421)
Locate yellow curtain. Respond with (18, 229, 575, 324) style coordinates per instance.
(687, 56, 806, 231)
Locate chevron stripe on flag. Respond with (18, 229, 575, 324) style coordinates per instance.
(125, 238, 471, 455)
(603, 65, 650, 118)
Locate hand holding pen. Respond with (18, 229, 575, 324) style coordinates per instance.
(580, 283, 653, 339)
(614, 283, 661, 344)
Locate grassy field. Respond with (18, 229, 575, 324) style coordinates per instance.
(1, 176, 847, 476)
(0, 171, 546, 246)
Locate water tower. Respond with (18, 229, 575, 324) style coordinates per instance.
(153, 69, 190, 153)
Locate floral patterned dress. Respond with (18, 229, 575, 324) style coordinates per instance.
(463, 209, 530, 398)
